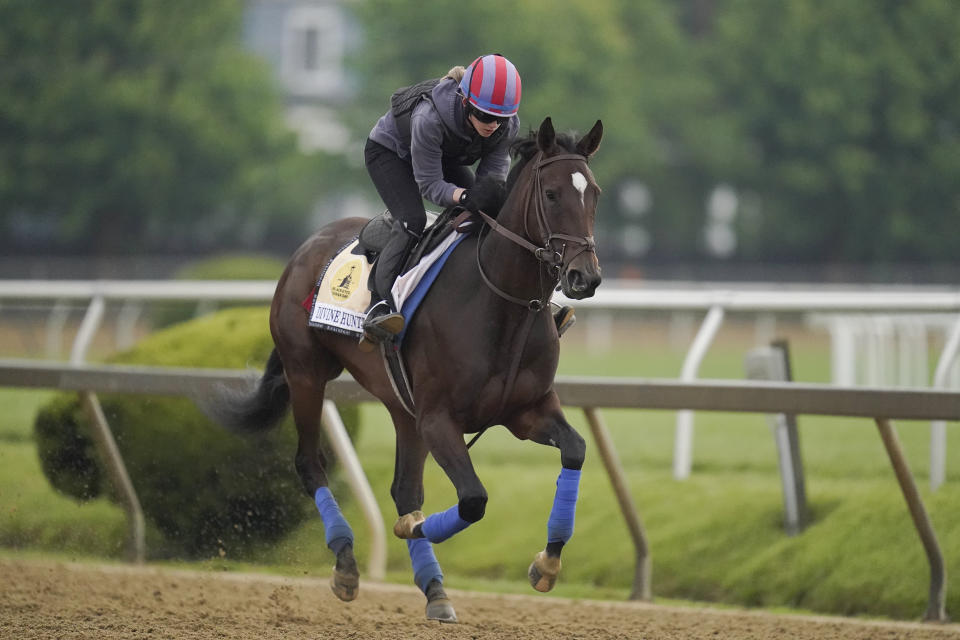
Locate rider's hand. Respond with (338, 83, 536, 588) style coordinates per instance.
(459, 177, 506, 217)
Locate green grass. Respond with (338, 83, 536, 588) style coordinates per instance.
(2, 324, 959, 621)
(0, 389, 54, 442)
(0, 440, 129, 556)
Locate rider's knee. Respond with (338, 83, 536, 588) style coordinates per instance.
(457, 493, 488, 523)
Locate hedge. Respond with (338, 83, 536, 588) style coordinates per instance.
(34, 306, 359, 558)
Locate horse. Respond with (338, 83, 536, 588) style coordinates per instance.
(210, 116, 603, 623)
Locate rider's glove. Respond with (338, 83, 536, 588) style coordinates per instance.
(458, 176, 506, 217)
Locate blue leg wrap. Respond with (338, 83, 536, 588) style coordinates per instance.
(547, 467, 581, 544)
(420, 503, 471, 543)
(314, 487, 354, 555)
(407, 538, 443, 593)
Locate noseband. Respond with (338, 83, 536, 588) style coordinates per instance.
(474, 152, 596, 311)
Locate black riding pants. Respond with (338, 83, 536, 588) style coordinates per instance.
(364, 138, 475, 235)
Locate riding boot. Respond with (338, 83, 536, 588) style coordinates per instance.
(359, 223, 420, 351)
(554, 305, 576, 337)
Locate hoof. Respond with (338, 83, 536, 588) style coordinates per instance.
(528, 550, 561, 593)
(424, 581, 457, 623)
(425, 597, 458, 623)
(393, 511, 425, 539)
(330, 566, 359, 602)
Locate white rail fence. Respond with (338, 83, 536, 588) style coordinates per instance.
(1, 279, 959, 489)
(0, 358, 953, 621)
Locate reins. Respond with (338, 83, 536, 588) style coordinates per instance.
(465, 151, 595, 449)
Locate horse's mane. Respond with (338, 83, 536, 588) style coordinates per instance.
(505, 131, 580, 196)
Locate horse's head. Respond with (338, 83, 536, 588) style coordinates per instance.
(526, 117, 604, 300)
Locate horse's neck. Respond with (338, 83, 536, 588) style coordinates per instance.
(442, 190, 559, 378)
(478, 184, 548, 301)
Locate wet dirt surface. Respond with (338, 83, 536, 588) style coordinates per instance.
(2, 558, 958, 639)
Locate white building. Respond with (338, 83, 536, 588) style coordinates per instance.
(244, 0, 358, 154)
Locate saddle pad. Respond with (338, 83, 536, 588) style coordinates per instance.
(308, 239, 372, 336)
(393, 229, 470, 343)
(308, 227, 470, 339)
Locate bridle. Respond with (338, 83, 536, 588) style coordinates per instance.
(473, 152, 596, 311)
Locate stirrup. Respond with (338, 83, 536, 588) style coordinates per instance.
(358, 303, 405, 352)
(554, 305, 576, 337)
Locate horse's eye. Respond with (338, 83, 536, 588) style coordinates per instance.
(545, 189, 558, 202)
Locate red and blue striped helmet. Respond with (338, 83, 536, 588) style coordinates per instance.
(459, 54, 522, 117)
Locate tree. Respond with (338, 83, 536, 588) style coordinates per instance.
(0, 0, 314, 253)
(704, 0, 960, 263)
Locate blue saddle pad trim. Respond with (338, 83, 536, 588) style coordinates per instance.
(397, 233, 467, 343)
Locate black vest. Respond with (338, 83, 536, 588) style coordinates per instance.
(390, 78, 508, 166)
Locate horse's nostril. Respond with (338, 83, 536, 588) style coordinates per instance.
(568, 270, 587, 292)
(571, 272, 601, 297)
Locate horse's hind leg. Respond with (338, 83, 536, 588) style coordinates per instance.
(506, 392, 586, 593)
(389, 410, 457, 623)
(286, 356, 359, 602)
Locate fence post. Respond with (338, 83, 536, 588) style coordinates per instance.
(930, 314, 960, 491)
(674, 304, 726, 480)
(81, 391, 145, 563)
(876, 418, 947, 622)
(70, 294, 105, 364)
(745, 340, 808, 535)
(584, 408, 652, 601)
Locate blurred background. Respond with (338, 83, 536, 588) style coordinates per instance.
(2, 0, 958, 282)
(2, 0, 960, 622)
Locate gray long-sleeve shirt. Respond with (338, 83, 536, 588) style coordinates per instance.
(368, 78, 519, 207)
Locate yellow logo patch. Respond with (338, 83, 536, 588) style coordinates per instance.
(329, 260, 362, 302)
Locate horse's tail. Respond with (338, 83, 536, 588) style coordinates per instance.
(205, 348, 290, 434)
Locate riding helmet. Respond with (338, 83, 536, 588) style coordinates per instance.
(459, 54, 522, 117)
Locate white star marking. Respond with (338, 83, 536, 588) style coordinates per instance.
(572, 172, 588, 206)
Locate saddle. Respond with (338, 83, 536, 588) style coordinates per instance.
(356, 206, 474, 270)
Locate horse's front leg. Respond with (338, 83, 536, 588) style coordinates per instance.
(506, 391, 586, 593)
(390, 409, 475, 623)
(395, 410, 489, 543)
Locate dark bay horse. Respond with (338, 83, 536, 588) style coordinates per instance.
(212, 117, 603, 622)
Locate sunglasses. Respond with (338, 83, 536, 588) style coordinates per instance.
(469, 106, 508, 125)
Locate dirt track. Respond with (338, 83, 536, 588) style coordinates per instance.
(2, 559, 958, 640)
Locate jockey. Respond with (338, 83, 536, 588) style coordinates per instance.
(360, 53, 574, 350)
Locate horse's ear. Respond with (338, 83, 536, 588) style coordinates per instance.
(576, 120, 603, 159)
(537, 117, 556, 153)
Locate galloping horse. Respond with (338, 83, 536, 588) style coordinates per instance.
(211, 117, 603, 622)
